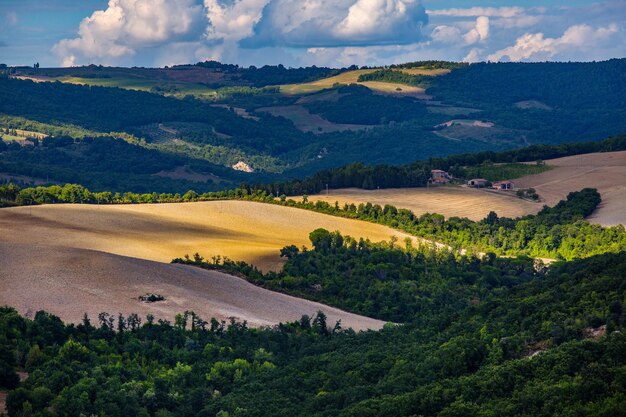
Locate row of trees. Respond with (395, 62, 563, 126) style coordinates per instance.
(357, 69, 431, 86)
(2, 247, 625, 416)
(3, 181, 625, 260)
(302, 84, 431, 125)
(240, 133, 626, 197)
(267, 188, 626, 261)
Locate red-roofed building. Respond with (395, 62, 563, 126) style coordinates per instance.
(492, 180, 514, 190)
(431, 169, 451, 184)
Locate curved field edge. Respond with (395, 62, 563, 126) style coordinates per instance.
(0, 242, 384, 331)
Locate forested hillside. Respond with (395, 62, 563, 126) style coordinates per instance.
(2, 60, 625, 191)
(1, 249, 624, 416)
(427, 59, 626, 142)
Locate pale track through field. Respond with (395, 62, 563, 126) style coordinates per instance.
(0, 201, 407, 329)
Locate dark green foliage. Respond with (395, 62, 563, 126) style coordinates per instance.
(357, 69, 431, 86)
(175, 233, 541, 323)
(2, 250, 625, 416)
(0, 136, 242, 193)
(303, 84, 430, 124)
(239, 64, 345, 87)
(193, 61, 346, 87)
(390, 61, 469, 70)
(259, 133, 626, 197)
(427, 60, 626, 143)
(430, 60, 626, 110)
(455, 162, 552, 181)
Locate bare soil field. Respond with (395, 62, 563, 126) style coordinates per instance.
(0, 201, 407, 271)
(0, 201, 404, 328)
(308, 187, 541, 221)
(515, 151, 626, 226)
(0, 242, 384, 330)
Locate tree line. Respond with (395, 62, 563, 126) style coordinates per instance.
(1, 247, 624, 416)
(2, 180, 625, 261)
(252, 133, 626, 196)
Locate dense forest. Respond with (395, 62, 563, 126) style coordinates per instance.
(174, 231, 542, 322)
(2, 60, 626, 187)
(357, 69, 431, 87)
(0, 136, 249, 193)
(302, 85, 431, 125)
(1, 248, 624, 416)
(426, 59, 626, 142)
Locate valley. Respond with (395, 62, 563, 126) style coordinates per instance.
(1, 57, 625, 417)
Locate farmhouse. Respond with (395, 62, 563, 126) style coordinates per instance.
(431, 169, 452, 184)
(492, 180, 515, 190)
(468, 178, 488, 187)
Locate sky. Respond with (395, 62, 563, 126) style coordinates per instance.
(0, 0, 625, 68)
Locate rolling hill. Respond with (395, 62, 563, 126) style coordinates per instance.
(0, 201, 407, 327)
(1, 59, 625, 192)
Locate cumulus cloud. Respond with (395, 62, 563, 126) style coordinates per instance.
(487, 23, 621, 62)
(463, 47, 482, 63)
(240, 0, 428, 48)
(53, 0, 429, 66)
(49, 0, 626, 67)
(463, 16, 490, 44)
(204, 0, 268, 42)
(53, 0, 206, 66)
(428, 7, 524, 18)
(431, 25, 462, 44)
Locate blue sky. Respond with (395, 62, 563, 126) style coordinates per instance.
(1, 0, 625, 67)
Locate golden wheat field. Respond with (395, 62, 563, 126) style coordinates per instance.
(0, 201, 408, 271)
(0, 201, 408, 329)
(515, 151, 626, 226)
(308, 186, 542, 221)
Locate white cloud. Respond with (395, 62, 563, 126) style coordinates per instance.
(487, 23, 621, 62)
(463, 47, 482, 63)
(204, 0, 268, 42)
(53, 0, 206, 66)
(49, 0, 626, 67)
(241, 0, 428, 48)
(491, 15, 543, 29)
(431, 25, 462, 44)
(428, 7, 524, 18)
(463, 16, 490, 44)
